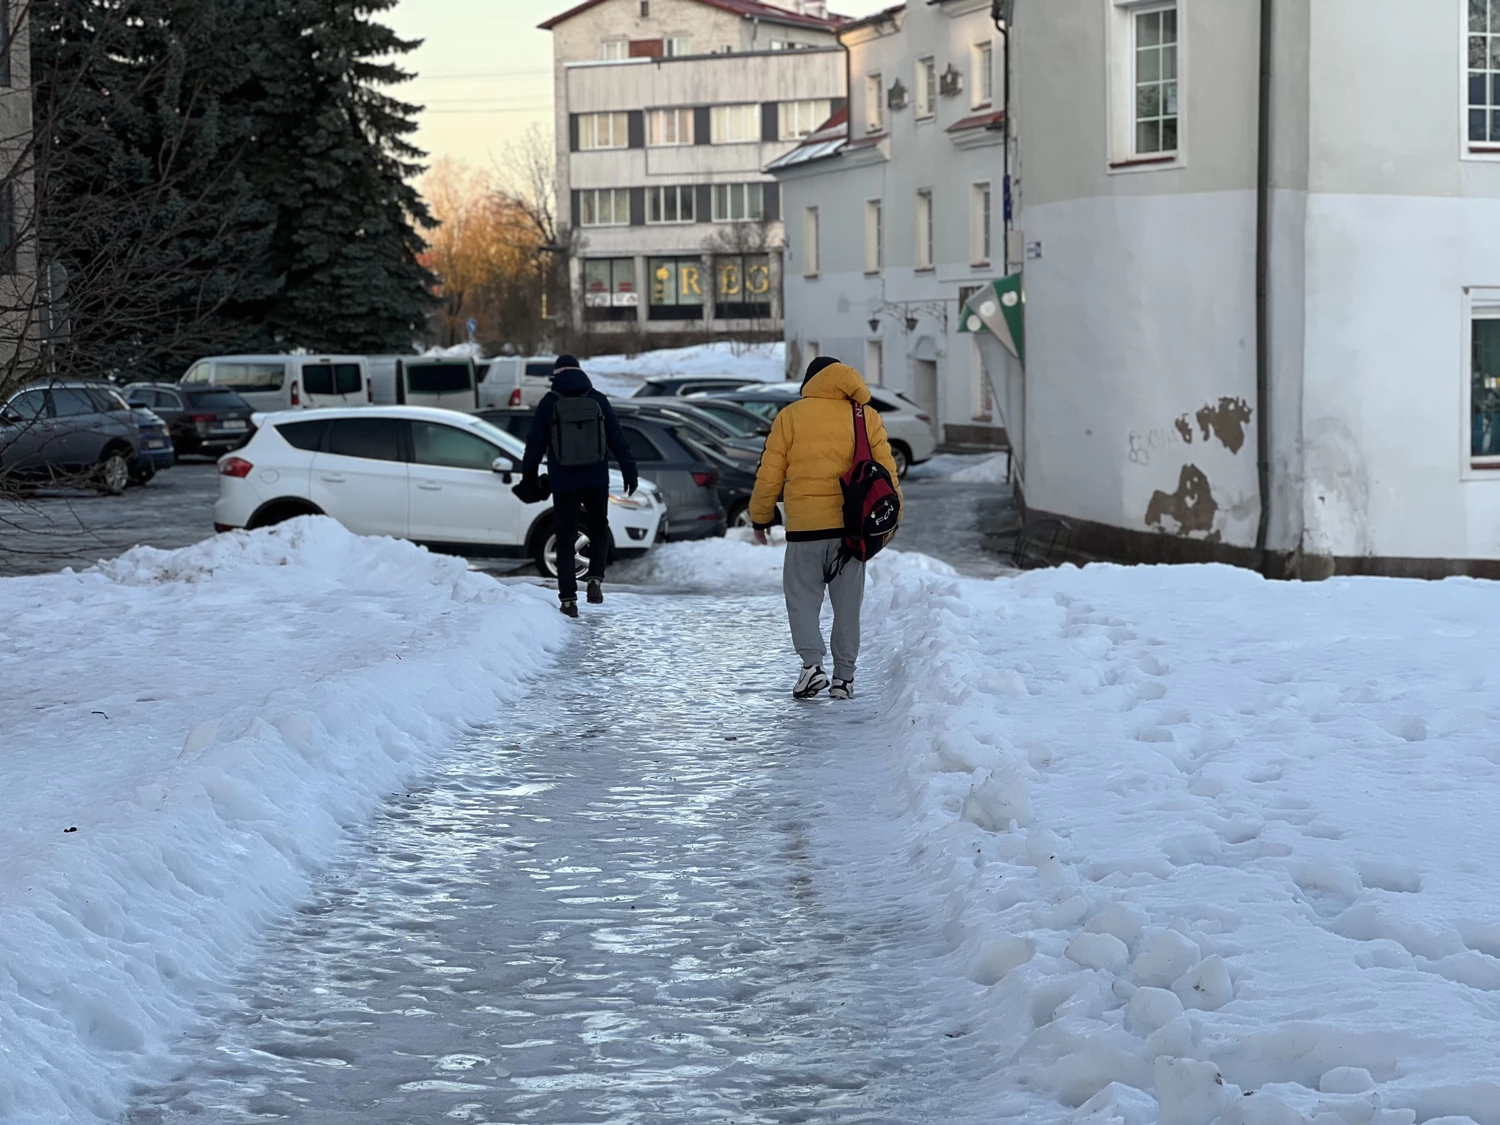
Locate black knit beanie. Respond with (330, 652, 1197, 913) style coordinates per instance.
(802, 355, 839, 387)
(553, 354, 583, 375)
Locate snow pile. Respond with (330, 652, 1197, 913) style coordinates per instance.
(867, 562, 1500, 1125)
(0, 519, 566, 1124)
(581, 341, 785, 397)
(906, 451, 1012, 483)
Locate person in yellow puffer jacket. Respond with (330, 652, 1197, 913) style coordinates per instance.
(749, 356, 903, 701)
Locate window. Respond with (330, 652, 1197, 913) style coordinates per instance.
(6, 390, 46, 420)
(157, 391, 184, 409)
(186, 391, 249, 410)
(1133, 6, 1178, 155)
(865, 199, 883, 273)
(579, 187, 630, 226)
(640, 0, 650, 15)
(578, 111, 629, 149)
(1473, 302, 1500, 464)
(646, 185, 695, 224)
(865, 340, 883, 387)
(665, 37, 693, 56)
(303, 363, 362, 396)
(803, 207, 820, 277)
(711, 103, 758, 143)
(213, 362, 286, 391)
(405, 363, 473, 394)
(1470, 2, 1500, 144)
(712, 183, 765, 222)
(622, 427, 664, 462)
(916, 190, 934, 270)
(972, 42, 994, 108)
(181, 362, 209, 385)
(601, 40, 627, 60)
(648, 256, 705, 320)
(583, 257, 638, 321)
(325, 417, 401, 462)
(411, 422, 499, 471)
(51, 388, 97, 417)
(866, 73, 884, 133)
(971, 182, 992, 265)
(0, 183, 14, 273)
(916, 57, 936, 119)
(647, 107, 694, 145)
(714, 253, 773, 318)
(275, 419, 327, 451)
(85, 387, 129, 413)
(779, 99, 831, 140)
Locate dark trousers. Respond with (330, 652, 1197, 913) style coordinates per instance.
(552, 486, 610, 599)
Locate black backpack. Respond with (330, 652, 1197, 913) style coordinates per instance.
(549, 395, 607, 467)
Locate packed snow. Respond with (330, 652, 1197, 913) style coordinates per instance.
(581, 341, 785, 397)
(907, 450, 1013, 483)
(0, 520, 565, 1122)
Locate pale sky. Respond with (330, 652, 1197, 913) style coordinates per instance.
(388, 0, 897, 171)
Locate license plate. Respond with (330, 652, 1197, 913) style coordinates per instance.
(219, 420, 248, 430)
(147, 440, 169, 449)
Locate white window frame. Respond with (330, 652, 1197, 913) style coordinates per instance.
(866, 72, 884, 134)
(971, 181, 992, 266)
(578, 111, 628, 150)
(970, 41, 994, 109)
(1464, 0, 1500, 158)
(1107, 0, 1183, 170)
(647, 107, 694, 146)
(915, 189, 934, 271)
(579, 188, 630, 227)
(779, 99, 831, 140)
(711, 182, 765, 222)
(711, 103, 759, 144)
(646, 184, 696, 225)
(665, 36, 693, 57)
(600, 39, 627, 60)
(1465, 289, 1500, 475)
(865, 339, 884, 388)
(916, 56, 936, 119)
(803, 207, 820, 277)
(864, 199, 883, 274)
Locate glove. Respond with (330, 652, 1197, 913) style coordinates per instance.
(624, 470, 638, 496)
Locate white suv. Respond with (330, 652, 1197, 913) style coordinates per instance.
(213, 406, 663, 577)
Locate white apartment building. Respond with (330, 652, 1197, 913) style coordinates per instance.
(541, 0, 847, 346)
(1010, 0, 1500, 578)
(770, 1, 1010, 448)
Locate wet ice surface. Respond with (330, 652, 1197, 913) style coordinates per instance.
(125, 593, 998, 1124)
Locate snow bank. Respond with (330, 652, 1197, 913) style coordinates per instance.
(906, 451, 1012, 483)
(867, 563, 1500, 1125)
(0, 519, 566, 1124)
(581, 341, 785, 397)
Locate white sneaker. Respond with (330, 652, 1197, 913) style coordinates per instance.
(793, 665, 830, 699)
(829, 678, 854, 700)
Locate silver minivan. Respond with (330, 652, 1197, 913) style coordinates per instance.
(180, 355, 369, 413)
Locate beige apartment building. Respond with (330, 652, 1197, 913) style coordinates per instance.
(541, 0, 847, 345)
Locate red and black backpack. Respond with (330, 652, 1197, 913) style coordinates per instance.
(833, 401, 901, 573)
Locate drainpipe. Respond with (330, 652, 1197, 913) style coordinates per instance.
(1253, 0, 1274, 570)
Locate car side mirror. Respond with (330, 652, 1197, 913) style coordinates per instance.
(492, 455, 516, 482)
(0, 407, 21, 425)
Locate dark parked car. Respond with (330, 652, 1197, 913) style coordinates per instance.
(624, 399, 768, 457)
(632, 375, 760, 398)
(477, 407, 728, 540)
(124, 383, 255, 455)
(130, 407, 175, 484)
(611, 404, 766, 529)
(0, 382, 141, 494)
(675, 397, 773, 440)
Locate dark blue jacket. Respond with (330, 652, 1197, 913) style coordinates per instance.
(522, 368, 637, 492)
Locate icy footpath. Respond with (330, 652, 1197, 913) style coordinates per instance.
(866, 562, 1500, 1125)
(0, 519, 566, 1123)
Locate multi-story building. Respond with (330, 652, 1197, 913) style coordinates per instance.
(1009, 0, 1500, 577)
(0, 7, 37, 377)
(540, 0, 848, 349)
(770, 1, 1011, 449)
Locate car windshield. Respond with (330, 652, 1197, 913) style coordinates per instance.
(732, 398, 785, 422)
(468, 416, 527, 460)
(186, 391, 249, 410)
(693, 404, 766, 436)
(655, 407, 737, 440)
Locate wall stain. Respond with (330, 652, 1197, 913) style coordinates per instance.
(1195, 397, 1254, 454)
(1145, 464, 1218, 536)
(1174, 416, 1194, 443)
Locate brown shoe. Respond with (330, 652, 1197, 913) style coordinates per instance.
(560, 598, 579, 618)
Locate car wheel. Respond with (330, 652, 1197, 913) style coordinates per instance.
(246, 499, 322, 529)
(535, 526, 599, 580)
(94, 451, 130, 495)
(889, 442, 911, 480)
(728, 502, 755, 529)
(129, 462, 156, 486)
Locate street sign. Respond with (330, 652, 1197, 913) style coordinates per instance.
(466, 317, 477, 336)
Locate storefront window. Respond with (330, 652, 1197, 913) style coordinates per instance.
(583, 258, 638, 322)
(648, 257, 705, 321)
(714, 254, 773, 320)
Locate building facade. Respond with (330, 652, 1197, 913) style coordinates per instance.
(1010, 0, 1500, 576)
(771, 1, 1011, 448)
(1, 5, 37, 378)
(541, 0, 847, 349)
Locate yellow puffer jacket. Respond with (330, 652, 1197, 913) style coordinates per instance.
(748, 362, 903, 534)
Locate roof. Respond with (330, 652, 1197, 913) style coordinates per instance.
(947, 109, 1007, 134)
(835, 3, 904, 33)
(765, 105, 849, 171)
(540, 0, 848, 32)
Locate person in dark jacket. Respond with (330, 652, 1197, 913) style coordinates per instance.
(522, 355, 638, 617)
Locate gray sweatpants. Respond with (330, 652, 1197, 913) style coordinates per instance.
(782, 538, 866, 682)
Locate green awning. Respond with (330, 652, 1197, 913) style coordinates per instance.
(960, 274, 1024, 366)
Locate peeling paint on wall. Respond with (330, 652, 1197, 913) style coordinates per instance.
(1173, 416, 1194, 443)
(1195, 397, 1254, 454)
(1145, 464, 1218, 536)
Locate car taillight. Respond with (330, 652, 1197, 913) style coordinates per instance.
(508, 387, 522, 407)
(916, 413, 931, 423)
(692, 471, 717, 488)
(290, 380, 300, 406)
(191, 414, 214, 423)
(219, 456, 253, 478)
